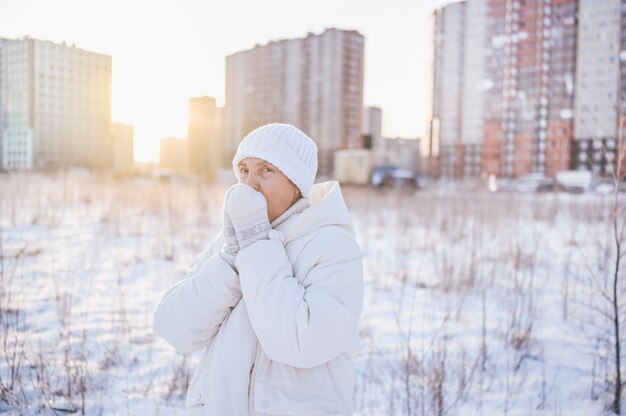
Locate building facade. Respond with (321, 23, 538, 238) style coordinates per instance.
(573, 0, 622, 176)
(0, 37, 112, 170)
(224, 28, 365, 176)
(482, 0, 578, 178)
(429, 0, 624, 179)
(187, 96, 220, 177)
(363, 106, 383, 150)
(159, 137, 188, 173)
(430, 0, 487, 178)
(110, 123, 134, 175)
(461, 0, 488, 177)
(431, 1, 465, 178)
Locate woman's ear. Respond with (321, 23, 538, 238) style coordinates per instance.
(293, 187, 302, 203)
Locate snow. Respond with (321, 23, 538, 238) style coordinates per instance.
(0, 172, 623, 415)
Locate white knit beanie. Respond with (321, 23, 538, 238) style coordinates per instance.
(232, 123, 318, 197)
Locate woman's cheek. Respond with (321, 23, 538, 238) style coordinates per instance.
(259, 188, 273, 207)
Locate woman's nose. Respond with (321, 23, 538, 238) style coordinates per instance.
(244, 173, 260, 190)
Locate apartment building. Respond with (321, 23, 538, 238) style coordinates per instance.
(0, 37, 112, 170)
(224, 28, 364, 176)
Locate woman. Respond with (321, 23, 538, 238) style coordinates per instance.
(153, 123, 364, 415)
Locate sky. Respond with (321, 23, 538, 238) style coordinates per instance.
(0, 0, 452, 161)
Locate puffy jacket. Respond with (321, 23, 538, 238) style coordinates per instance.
(153, 181, 364, 415)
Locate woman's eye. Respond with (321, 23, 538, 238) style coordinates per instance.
(264, 167, 273, 173)
(239, 168, 248, 175)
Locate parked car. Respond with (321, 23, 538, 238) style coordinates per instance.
(371, 164, 419, 189)
(514, 173, 557, 193)
(555, 170, 593, 193)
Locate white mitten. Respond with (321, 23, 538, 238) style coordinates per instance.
(219, 185, 240, 269)
(226, 184, 271, 250)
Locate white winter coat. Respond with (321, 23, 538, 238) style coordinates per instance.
(153, 181, 364, 415)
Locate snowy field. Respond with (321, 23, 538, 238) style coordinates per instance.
(0, 171, 623, 415)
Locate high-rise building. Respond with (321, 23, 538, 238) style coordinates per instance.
(429, 0, 587, 179)
(110, 123, 134, 175)
(483, 0, 578, 177)
(544, 0, 579, 176)
(363, 106, 383, 150)
(573, 0, 622, 176)
(621, 0, 626, 167)
(431, 1, 467, 178)
(461, 0, 487, 177)
(430, 0, 487, 178)
(159, 137, 187, 173)
(187, 96, 220, 177)
(224, 28, 365, 176)
(0, 37, 112, 170)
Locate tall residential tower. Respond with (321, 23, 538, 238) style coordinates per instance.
(430, 0, 487, 178)
(429, 0, 622, 179)
(574, 0, 623, 176)
(187, 96, 220, 177)
(224, 28, 365, 176)
(0, 37, 112, 170)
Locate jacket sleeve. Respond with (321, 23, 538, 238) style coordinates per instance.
(236, 228, 364, 368)
(153, 234, 241, 354)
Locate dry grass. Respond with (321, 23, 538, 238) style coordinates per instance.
(0, 172, 620, 415)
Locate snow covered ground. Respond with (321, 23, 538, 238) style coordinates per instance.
(0, 172, 622, 415)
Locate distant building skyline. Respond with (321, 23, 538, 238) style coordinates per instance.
(363, 106, 383, 151)
(428, 0, 624, 179)
(430, 1, 467, 178)
(159, 136, 187, 173)
(187, 96, 220, 176)
(111, 123, 134, 174)
(224, 28, 365, 176)
(0, 37, 111, 170)
(573, 0, 624, 175)
(1, 0, 449, 162)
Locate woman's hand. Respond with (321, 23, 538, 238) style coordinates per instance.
(227, 184, 271, 250)
(220, 185, 240, 269)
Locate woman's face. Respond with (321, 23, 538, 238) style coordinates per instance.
(237, 157, 301, 222)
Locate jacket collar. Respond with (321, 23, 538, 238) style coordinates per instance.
(274, 181, 355, 242)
